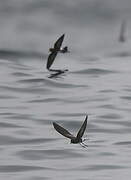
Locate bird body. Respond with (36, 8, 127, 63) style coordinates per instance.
(49, 46, 68, 54)
(71, 137, 82, 144)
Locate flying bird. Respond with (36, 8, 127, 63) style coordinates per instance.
(53, 116, 88, 147)
(47, 34, 69, 72)
(119, 20, 127, 43)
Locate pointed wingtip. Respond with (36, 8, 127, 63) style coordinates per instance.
(53, 122, 59, 129)
(85, 115, 88, 120)
(84, 115, 88, 125)
(46, 63, 50, 70)
(53, 122, 56, 127)
(46, 64, 50, 70)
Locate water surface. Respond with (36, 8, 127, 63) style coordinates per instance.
(0, 0, 131, 180)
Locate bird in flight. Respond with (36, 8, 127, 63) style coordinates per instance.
(119, 20, 127, 43)
(46, 34, 69, 75)
(53, 115, 88, 148)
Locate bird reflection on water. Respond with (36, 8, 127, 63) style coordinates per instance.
(48, 69, 68, 78)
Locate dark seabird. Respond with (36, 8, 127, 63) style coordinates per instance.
(47, 34, 69, 75)
(119, 20, 126, 43)
(53, 116, 88, 147)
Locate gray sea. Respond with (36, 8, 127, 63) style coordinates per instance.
(0, 0, 131, 179)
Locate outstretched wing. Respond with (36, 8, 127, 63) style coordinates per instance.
(76, 116, 88, 139)
(53, 122, 75, 139)
(54, 34, 65, 50)
(46, 52, 57, 69)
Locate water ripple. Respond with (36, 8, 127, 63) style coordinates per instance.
(114, 141, 131, 146)
(83, 164, 126, 171)
(0, 122, 23, 128)
(120, 96, 131, 101)
(0, 85, 49, 94)
(0, 165, 47, 173)
(73, 68, 118, 75)
(16, 149, 84, 160)
(0, 135, 54, 145)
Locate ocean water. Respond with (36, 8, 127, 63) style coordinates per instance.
(0, 0, 131, 180)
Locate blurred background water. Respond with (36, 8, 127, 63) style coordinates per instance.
(0, 0, 131, 180)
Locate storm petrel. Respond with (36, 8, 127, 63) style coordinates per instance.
(53, 116, 88, 147)
(119, 20, 126, 42)
(47, 34, 69, 74)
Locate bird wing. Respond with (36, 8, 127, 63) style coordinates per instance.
(46, 52, 58, 69)
(54, 34, 65, 50)
(53, 122, 75, 139)
(76, 116, 88, 139)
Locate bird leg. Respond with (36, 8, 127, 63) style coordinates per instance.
(80, 143, 86, 148)
(80, 142, 88, 148)
(83, 138, 89, 142)
(81, 142, 88, 147)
